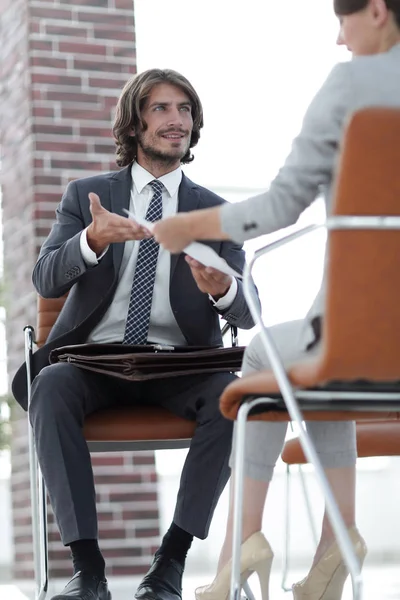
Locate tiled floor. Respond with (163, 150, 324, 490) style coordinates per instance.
(4, 565, 400, 600)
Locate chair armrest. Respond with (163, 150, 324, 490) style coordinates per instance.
(243, 223, 323, 337)
(241, 224, 324, 420)
(327, 215, 400, 230)
(24, 326, 36, 404)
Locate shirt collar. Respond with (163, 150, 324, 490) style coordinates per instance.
(131, 162, 182, 197)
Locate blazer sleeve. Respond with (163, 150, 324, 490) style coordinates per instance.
(32, 180, 91, 298)
(213, 238, 259, 330)
(220, 61, 352, 244)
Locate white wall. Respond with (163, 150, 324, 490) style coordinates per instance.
(0, 451, 12, 580)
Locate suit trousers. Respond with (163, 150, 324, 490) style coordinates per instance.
(230, 320, 357, 480)
(29, 363, 234, 545)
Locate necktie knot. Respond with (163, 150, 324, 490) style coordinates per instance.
(146, 179, 163, 224)
(150, 179, 164, 195)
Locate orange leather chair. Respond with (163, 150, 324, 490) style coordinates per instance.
(218, 108, 400, 600)
(26, 296, 237, 600)
(32, 295, 198, 450)
(283, 421, 400, 467)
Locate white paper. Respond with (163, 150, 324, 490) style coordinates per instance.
(124, 210, 155, 232)
(124, 209, 243, 279)
(182, 242, 243, 278)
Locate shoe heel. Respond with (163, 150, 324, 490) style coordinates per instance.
(292, 528, 367, 600)
(195, 532, 273, 600)
(252, 556, 273, 600)
(320, 547, 367, 600)
(325, 562, 348, 600)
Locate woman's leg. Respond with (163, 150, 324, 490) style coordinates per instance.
(217, 320, 357, 572)
(216, 474, 269, 573)
(292, 423, 361, 599)
(306, 420, 357, 566)
(216, 323, 302, 571)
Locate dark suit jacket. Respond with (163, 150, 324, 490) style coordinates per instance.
(12, 166, 256, 409)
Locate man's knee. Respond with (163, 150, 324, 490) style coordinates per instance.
(29, 363, 86, 425)
(199, 372, 236, 424)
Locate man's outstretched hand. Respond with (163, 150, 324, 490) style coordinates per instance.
(86, 193, 151, 256)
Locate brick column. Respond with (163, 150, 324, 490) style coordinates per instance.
(0, 0, 161, 580)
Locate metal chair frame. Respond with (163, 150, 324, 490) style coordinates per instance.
(25, 322, 246, 600)
(281, 462, 318, 592)
(229, 217, 400, 600)
(281, 418, 400, 591)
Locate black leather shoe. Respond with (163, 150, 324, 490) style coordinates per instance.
(134, 554, 183, 600)
(51, 570, 111, 600)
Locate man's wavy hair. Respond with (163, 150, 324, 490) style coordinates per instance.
(334, 0, 400, 26)
(113, 69, 204, 167)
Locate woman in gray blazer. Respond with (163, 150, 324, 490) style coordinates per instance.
(154, 1, 400, 598)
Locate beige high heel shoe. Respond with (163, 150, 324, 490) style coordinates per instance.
(292, 526, 367, 600)
(195, 531, 273, 600)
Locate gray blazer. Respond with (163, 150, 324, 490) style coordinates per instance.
(12, 168, 256, 409)
(220, 43, 400, 346)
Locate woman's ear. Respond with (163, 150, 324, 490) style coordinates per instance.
(371, 0, 389, 25)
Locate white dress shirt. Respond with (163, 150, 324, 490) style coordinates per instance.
(80, 162, 237, 345)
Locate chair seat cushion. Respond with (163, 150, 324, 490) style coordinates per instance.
(84, 406, 195, 442)
(219, 369, 400, 422)
(282, 421, 400, 464)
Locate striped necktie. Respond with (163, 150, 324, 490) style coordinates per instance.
(123, 179, 164, 345)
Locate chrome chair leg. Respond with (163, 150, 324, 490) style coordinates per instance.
(230, 401, 250, 600)
(26, 326, 49, 600)
(298, 464, 319, 548)
(242, 581, 256, 600)
(281, 463, 319, 593)
(280, 464, 292, 592)
(231, 395, 363, 600)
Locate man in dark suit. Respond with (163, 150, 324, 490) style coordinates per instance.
(12, 68, 256, 600)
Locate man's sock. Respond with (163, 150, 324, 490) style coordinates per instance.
(158, 522, 194, 567)
(69, 539, 106, 580)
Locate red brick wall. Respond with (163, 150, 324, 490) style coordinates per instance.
(0, 0, 161, 580)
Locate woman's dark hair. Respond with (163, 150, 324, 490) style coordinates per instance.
(113, 68, 204, 167)
(334, 0, 400, 27)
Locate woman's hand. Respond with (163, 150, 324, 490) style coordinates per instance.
(153, 213, 194, 253)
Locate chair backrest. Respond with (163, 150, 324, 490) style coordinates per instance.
(36, 295, 68, 348)
(318, 108, 400, 382)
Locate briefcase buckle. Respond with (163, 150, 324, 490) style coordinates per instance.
(151, 344, 175, 352)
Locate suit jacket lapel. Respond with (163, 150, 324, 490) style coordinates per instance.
(170, 173, 201, 277)
(110, 165, 132, 273)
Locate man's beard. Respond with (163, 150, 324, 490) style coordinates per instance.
(136, 131, 189, 166)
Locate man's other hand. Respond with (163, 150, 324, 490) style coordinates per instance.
(185, 256, 232, 300)
(87, 193, 152, 256)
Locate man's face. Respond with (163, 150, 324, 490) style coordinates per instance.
(134, 83, 193, 168)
